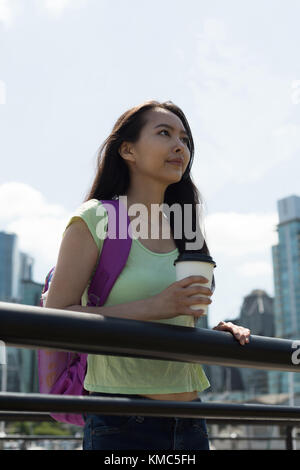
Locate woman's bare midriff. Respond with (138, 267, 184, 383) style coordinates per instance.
(89, 391, 199, 401)
(140, 391, 198, 401)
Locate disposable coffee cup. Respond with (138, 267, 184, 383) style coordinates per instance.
(174, 252, 216, 315)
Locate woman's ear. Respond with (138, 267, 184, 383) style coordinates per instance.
(119, 141, 136, 164)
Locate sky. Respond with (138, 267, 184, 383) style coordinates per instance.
(0, 0, 300, 328)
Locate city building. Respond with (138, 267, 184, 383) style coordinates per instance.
(270, 194, 300, 395)
(0, 231, 20, 302)
(238, 289, 274, 396)
(204, 290, 275, 398)
(0, 230, 43, 393)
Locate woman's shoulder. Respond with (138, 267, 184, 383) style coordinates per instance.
(76, 198, 118, 211)
(71, 198, 109, 218)
(63, 199, 109, 245)
(76, 198, 102, 211)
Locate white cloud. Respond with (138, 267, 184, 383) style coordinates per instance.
(205, 211, 278, 257)
(291, 80, 300, 105)
(0, 0, 89, 25)
(0, 80, 6, 104)
(0, 0, 20, 28)
(37, 0, 89, 18)
(237, 261, 273, 278)
(0, 0, 12, 26)
(0, 182, 66, 219)
(0, 182, 72, 282)
(202, 210, 278, 326)
(184, 17, 300, 196)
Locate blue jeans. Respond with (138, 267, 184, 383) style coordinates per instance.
(82, 392, 210, 450)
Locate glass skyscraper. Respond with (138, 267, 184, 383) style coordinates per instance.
(270, 195, 300, 394)
(0, 230, 43, 393)
(0, 231, 20, 301)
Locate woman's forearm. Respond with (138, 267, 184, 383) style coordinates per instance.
(65, 297, 158, 322)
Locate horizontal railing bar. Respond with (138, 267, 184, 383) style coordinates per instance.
(0, 412, 54, 421)
(203, 436, 299, 441)
(206, 419, 300, 426)
(1, 393, 300, 422)
(0, 435, 81, 440)
(0, 302, 300, 371)
(1, 411, 300, 427)
(0, 435, 298, 442)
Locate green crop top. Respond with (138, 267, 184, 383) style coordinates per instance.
(63, 198, 210, 395)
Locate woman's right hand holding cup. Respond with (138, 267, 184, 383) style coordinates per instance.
(151, 275, 213, 320)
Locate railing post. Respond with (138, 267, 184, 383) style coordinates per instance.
(286, 425, 294, 450)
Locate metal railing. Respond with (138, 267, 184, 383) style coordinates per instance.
(0, 301, 300, 450)
(0, 414, 299, 450)
(1, 301, 299, 370)
(0, 429, 298, 450)
(1, 392, 300, 422)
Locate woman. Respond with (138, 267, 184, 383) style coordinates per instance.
(45, 100, 250, 450)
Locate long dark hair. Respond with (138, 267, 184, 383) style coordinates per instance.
(84, 100, 211, 256)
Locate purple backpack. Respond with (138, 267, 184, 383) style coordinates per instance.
(38, 199, 132, 427)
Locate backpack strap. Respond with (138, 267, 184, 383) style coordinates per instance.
(87, 198, 132, 307)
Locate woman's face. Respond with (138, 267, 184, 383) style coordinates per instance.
(120, 108, 191, 186)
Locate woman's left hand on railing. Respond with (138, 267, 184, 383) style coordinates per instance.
(212, 321, 251, 346)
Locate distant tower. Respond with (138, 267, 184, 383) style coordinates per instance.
(239, 289, 274, 396)
(270, 195, 300, 394)
(0, 231, 42, 393)
(0, 231, 20, 301)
